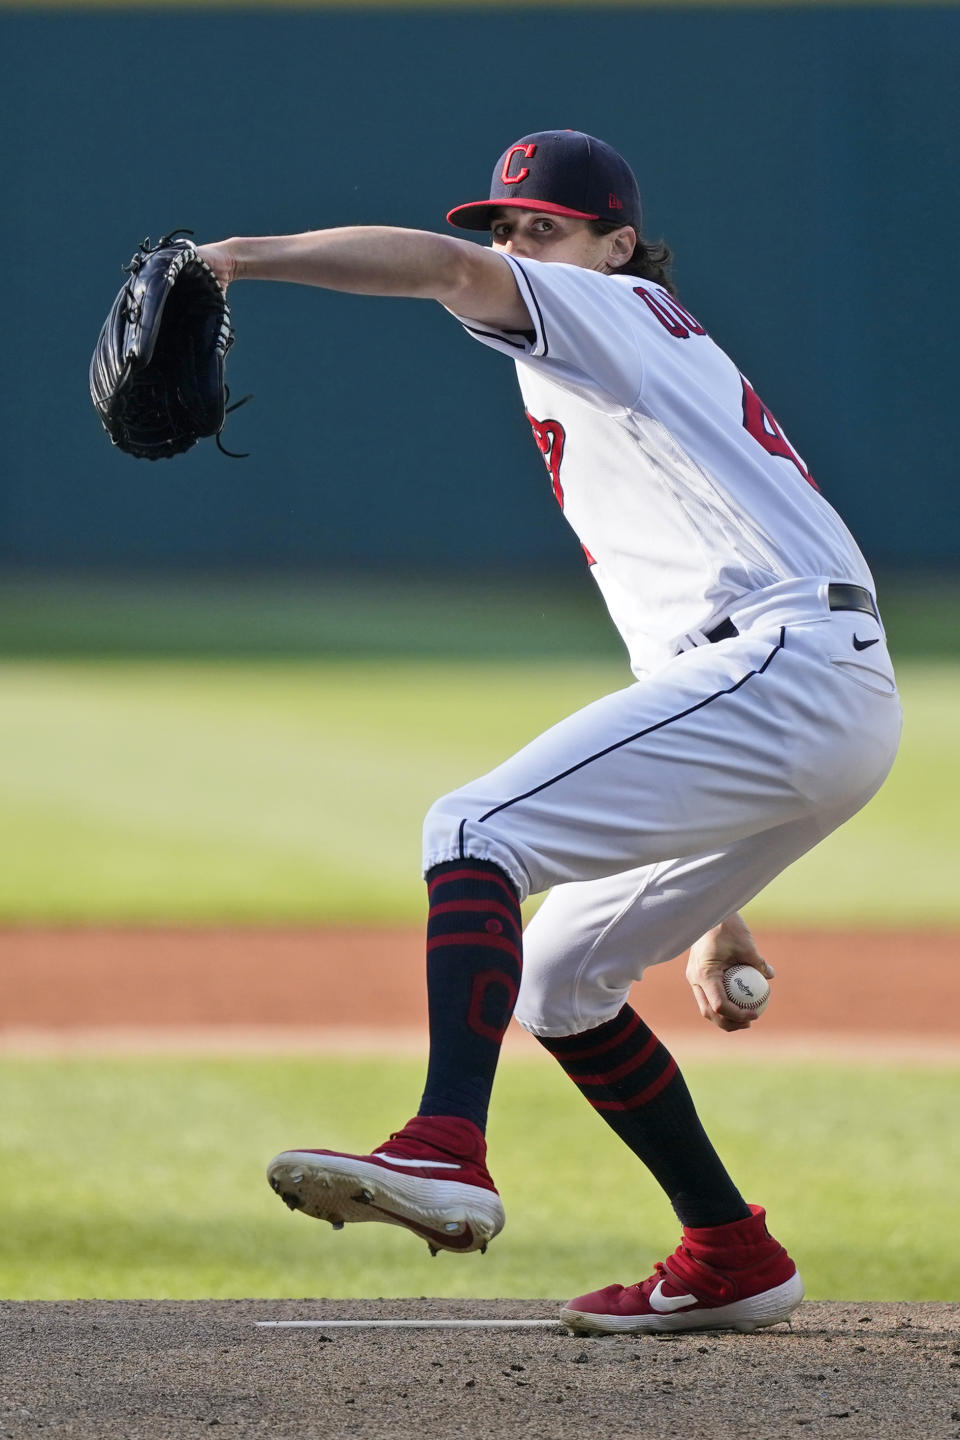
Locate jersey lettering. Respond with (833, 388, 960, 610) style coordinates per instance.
(633, 285, 706, 339)
(501, 144, 537, 185)
(664, 295, 706, 336)
(526, 411, 566, 508)
(740, 376, 819, 489)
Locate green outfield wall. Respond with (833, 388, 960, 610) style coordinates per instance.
(1, 5, 956, 573)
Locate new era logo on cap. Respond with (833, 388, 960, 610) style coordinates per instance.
(447, 130, 643, 233)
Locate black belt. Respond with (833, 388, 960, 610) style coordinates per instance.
(705, 583, 878, 644)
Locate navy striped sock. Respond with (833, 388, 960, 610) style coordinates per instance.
(539, 1004, 750, 1228)
(417, 860, 523, 1132)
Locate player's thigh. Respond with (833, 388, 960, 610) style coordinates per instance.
(514, 805, 853, 1037)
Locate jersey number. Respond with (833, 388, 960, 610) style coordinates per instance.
(526, 412, 597, 566)
(526, 411, 566, 507)
(632, 286, 819, 492)
(740, 377, 819, 490)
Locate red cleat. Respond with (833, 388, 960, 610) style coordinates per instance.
(561, 1205, 803, 1334)
(267, 1115, 504, 1255)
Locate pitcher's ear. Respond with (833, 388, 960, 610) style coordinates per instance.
(607, 226, 637, 269)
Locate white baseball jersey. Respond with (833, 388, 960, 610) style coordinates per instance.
(427, 250, 900, 1035)
(457, 254, 874, 676)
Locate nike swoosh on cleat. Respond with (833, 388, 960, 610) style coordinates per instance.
(852, 635, 880, 651)
(371, 1153, 462, 1169)
(363, 1198, 478, 1250)
(648, 1279, 699, 1313)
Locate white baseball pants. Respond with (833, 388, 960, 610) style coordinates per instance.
(422, 582, 902, 1037)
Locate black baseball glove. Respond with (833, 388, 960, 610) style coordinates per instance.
(89, 231, 247, 460)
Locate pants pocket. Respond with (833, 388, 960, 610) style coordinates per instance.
(828, 655, 899, 697)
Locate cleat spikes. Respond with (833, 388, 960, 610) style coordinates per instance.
(265, 1120, 506, 1254)
(428, 1243, 439, 1257)
(480, 1243, 487, 1255)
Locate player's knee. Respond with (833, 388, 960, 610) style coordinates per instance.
(512, 906, 636, 1038)
(421, 789, 467, 857)
(513, 961, 629, 1038)
(512, 975, 560, 1036)
(421, 791, 530, 902)
(513, 977, 631, 1039)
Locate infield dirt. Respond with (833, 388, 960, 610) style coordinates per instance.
(2, 925, 959, 1055)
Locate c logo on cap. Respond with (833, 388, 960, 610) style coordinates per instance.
(501, 143, 536, 185)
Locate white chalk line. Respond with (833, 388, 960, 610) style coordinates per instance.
(256, 1318, 560, 1330)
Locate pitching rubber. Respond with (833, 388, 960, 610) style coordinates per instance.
(560, 1271, 805, 1335)
(267, 1151, 506, 1254)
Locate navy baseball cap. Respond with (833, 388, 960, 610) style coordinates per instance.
(447, 130, 642, 232)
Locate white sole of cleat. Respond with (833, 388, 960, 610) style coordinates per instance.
(560, 1271, 804, 1335)
(267, 1151, 505, 1254)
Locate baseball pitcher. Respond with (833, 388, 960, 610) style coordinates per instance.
(197, 131, 901, 1334)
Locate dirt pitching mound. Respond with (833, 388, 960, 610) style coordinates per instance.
(2, 1299, 959, 1440)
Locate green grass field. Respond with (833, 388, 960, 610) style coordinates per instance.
(1, 1054, 956, 1303)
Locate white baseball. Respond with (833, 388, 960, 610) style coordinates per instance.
(722, 964, 770, 1015)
